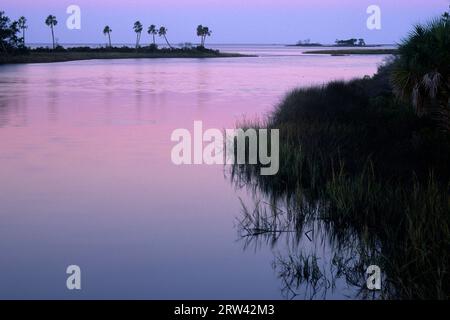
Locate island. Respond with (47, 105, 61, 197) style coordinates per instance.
(0, 46, 249, 65)
(0, 11, 249, 64)
(303, 48, 398, 55)
(288, 39, 323, 47)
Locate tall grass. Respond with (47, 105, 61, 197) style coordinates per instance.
(231, 61, 450, 299)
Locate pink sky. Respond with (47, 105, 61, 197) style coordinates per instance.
(2, 0, 449, 44)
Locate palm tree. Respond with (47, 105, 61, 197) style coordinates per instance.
(158, 26, 172, 49)
(443, 5, 449, 22)
(17, 16, 27, 47)
(196, 25, 212, 47)
(391, 15, 450, 129)
(202, 26, 212, 47)
(45, 15, 57, 49)
(197, 25, 204, 46)
(148, 25, 157, 46)
(103, 26, 112, 48)
(133, 21, 143, 49)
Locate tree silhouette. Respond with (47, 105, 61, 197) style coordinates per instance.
(45, 15, 57, 49)
(158, 26, 172, 49)
(196, 25, 212, 47)
(133, 21, 143, 49)
(148, 25, 157, 46)
(0, 11, 21, 53)
(391, 16, 450, 129)
(103, 25, 112, 48)
(17, 16, 27, 47)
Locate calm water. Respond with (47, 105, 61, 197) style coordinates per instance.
(0, 46, 388, 299)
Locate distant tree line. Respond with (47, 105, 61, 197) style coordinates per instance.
(295, 39, 322, 46)
(0, 10, 213, 53)
(335, 38, 366, 47)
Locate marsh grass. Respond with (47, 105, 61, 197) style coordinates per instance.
(231, 61, 450, 299)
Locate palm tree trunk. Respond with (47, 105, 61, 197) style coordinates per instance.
(164, 35, 172, 49)
(108, 33, 111, 48)
(51, 25, 55, 49)
(153, 34, 155, 45)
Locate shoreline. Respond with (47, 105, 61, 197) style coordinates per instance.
(0, 50, 252, 65)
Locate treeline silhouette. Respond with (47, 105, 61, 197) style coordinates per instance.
(0, 10, 213, 54)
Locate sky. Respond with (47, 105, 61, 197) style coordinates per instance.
(2, 0, 449, 45)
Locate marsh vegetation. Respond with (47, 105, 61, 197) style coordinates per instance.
(231, 13, 450, 299)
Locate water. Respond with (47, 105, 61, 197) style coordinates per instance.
(0, 46, 388, 299)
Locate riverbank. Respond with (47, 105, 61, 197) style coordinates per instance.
(304, 48, 397, 55)
(232, 60, 450, 299)
(233, 13, 450, 299)
(0, 47, 249, 64)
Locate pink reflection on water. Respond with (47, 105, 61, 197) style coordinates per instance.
(0, 52, 386, 298)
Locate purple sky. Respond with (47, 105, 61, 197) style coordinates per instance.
(2, 0, 449, 45)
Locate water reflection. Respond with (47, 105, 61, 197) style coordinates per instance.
(0, 90, 28, 128)
(230, 169, 387, 300)
(47, 78, 59, 122)
(0, 50, 388, 299)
